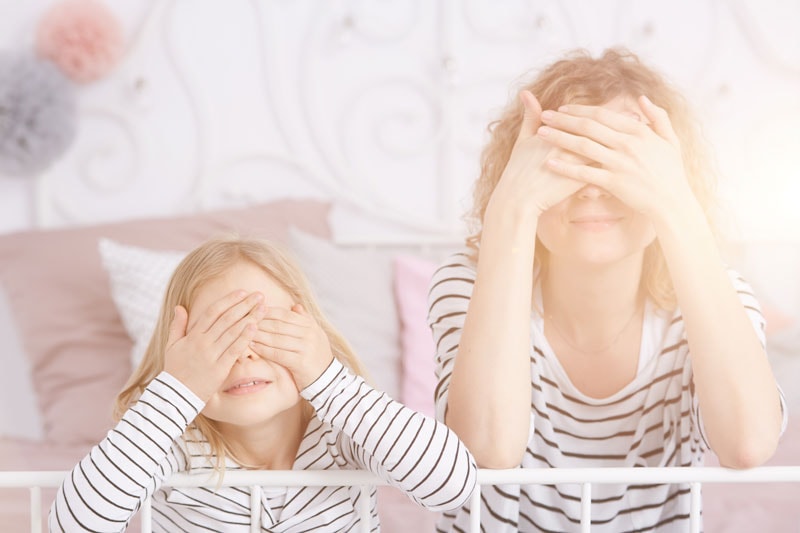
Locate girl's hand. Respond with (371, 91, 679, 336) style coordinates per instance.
(537, 95, 696, 219)
(249, 304, 334, 390)
(489, 90, 587, 219)
(164, 291, 265, 402)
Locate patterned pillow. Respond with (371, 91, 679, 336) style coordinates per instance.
(99, 239, 184, 369)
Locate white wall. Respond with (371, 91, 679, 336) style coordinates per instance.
(0, 0, 798, 243)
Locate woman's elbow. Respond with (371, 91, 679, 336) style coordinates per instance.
(471, 445, 525, 469)
(716, 435, 780, 469)
(446, 418, 528, 468)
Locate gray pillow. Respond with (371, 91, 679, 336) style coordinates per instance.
(288, 227, 401, 399)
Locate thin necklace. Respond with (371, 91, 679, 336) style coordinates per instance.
(546, 305, 642, 355)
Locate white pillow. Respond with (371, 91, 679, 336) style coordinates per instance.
(0, 284, 44, 440)
(98, 239, 184, 369)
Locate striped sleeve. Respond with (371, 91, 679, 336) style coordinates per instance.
(301, 358, 477, 512)
(425, 252, 476, 424)
(49, 372, 204, 533)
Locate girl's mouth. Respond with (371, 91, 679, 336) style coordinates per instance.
(224, 379, 271, 395)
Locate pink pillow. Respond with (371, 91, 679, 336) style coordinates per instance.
(393, 255, 439, 417)
(0, 200, 331, 444)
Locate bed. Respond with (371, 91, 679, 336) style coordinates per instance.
(0, 201, 799, 532)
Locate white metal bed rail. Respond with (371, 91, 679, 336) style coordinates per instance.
(2, 466, 800, 533)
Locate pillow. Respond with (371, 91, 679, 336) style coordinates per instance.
(99, 239, 185, 369)
(393, 255, 439, 417)
(0, 200, 331, 444)
(287, 228, 401, 399)
(0, 285, 44, 440)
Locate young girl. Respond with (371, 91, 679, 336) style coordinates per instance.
(429, 48, 787, 532)
(50, 236, 477, 532)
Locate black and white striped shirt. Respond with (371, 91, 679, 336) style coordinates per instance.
(428, 251, 787, 533)
(50, 358, 477, 532)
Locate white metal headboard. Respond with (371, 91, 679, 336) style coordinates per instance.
(11, 0, 796, 245)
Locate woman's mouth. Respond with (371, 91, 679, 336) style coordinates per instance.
(570, 215, 623, 231)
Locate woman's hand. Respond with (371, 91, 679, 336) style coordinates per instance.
(249, 304, 334, 390)
(537, 95, 696, 220)
(164, 291, 265, 402)
(489, 90, 587, 219)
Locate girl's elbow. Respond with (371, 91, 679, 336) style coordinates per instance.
(421, 470, 479, 512)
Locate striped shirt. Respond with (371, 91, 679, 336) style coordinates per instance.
(50, 358, 477, 532)
(428, 251, 787, 533)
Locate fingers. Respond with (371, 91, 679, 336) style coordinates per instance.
(166, 305, 188, 348)
(251, 330, 302, 354)
(545, 158, 613, 190)
(205, 292, 264, 341)
(537, 124, 617, 169)
(218, 322, 259, 368)
(192, 289, 249, 332)
(638, 95, 680, 145)
(250, 306, 307, 356)
(517, 90, 543, 142)
(213, 302, 266, 359)
(553, 104, 644, 135)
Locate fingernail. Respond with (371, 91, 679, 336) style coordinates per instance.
(537, 126, 551, 137)
(541, 110, 555, 121)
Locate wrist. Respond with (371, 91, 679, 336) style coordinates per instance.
(651, 193, 708, 240)
(301, 358, 344, 401)
(484, 198, 540, 237)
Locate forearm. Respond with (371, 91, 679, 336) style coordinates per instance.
(446, 206, 536, 467)
(49, 373, 200, 532)
(302, 359, 477, 511)
(655, 203, 783, 467)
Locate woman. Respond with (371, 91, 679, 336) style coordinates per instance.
(428, 47, 786, 532)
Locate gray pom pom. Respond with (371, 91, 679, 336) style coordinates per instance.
(0, 52, 77, 178)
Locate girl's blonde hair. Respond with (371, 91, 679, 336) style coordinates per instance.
(467, 47, 718, 309)
(114, 235, 369, 470)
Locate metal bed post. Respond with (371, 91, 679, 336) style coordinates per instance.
(250, 485, 262, 533)
(140, 496, 152, 533)
(690, 482, 702, 533)
(29, 486, 41, 533)
(580, 482, 592, 533)
(468, 482, 481, 532)
(358, 485, 372, 533)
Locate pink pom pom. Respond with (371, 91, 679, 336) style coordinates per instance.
(35, 0, 124, 84)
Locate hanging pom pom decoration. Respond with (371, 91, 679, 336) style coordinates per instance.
(0, 52, 77, 178)
(35, 0, 124, 84)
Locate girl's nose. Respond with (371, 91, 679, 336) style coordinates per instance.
(237, 351, 257, 363)
(577, 184, 609, 199)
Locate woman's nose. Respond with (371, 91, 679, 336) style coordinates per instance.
(577, 184, 609, 199)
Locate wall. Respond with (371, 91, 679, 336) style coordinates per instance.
(0, 0, 797, 243)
